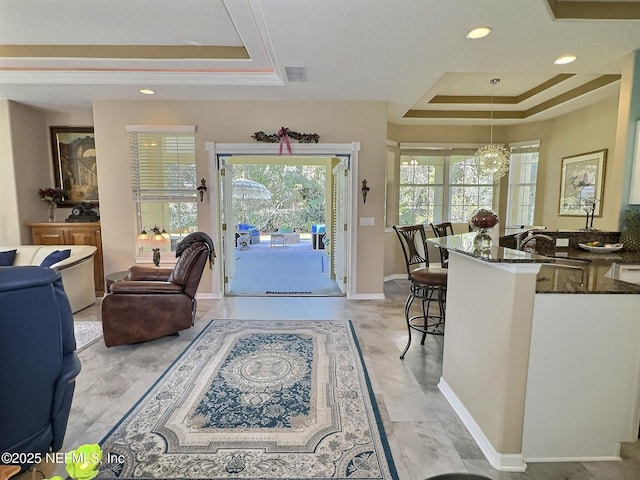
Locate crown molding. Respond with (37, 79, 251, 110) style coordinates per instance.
(546, 0, 640, 20)
(404, 75, 621, 120)
(0, 45, 249, 59)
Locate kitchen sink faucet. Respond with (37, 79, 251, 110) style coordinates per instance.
(515, 231, 553, 251)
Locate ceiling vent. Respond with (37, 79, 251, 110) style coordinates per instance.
(285, 66, 306, 82)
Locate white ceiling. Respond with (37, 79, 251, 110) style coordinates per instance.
(0, 0, 639, 125)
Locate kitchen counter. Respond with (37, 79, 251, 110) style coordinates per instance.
(429, 232, 640, 294)
(430, 233, 640, 470)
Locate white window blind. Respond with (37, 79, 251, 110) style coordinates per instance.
(127, 125, 197, 202)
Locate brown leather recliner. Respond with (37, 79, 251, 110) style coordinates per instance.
(101, 233, 214, 347)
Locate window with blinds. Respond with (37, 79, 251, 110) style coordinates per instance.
(127, 125, 198, 252)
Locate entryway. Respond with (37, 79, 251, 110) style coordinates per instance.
(206, 142, 360, 298)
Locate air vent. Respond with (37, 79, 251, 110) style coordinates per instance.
(285, 66, 306, 82)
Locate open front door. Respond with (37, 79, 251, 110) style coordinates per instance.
(331, 158, 349, 294)
(218, 158, 236, 294)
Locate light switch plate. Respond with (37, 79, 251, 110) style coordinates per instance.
(359, 217, 375, 226)
(556, 238, 570, 247)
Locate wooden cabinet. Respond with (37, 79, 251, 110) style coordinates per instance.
(28, 222, 104, 296)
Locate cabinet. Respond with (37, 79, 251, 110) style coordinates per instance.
(28, 222, 104, 296)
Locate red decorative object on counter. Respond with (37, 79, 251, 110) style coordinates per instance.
(470, 208, 499, 229)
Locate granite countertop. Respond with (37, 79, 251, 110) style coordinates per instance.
(428, 232, 640, 294)
(428, 232, 549, 263)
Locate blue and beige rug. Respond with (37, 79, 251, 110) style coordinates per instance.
(98, 320, 397, 479)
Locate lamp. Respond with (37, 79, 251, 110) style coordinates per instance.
(137, 225, 171, 262)
(474, 78, 510, 178)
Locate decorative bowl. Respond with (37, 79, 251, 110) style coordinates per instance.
(578, 243, 624, 253)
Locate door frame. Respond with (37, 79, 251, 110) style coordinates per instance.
(206, 141, 360, 298)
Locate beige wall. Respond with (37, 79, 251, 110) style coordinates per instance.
(0, 101, 51, 244)
(442, 253, 539, 455)
(92, 100, 388, 296)
(384, 95, 622, 277)
(0, 100, 19, 244)
(1, 93, 628, 292)
(507, 96, 620, 231)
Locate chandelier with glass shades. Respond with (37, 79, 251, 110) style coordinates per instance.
(475, 78, 510, 178)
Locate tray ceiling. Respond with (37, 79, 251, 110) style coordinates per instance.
(0, 0, 639, 125)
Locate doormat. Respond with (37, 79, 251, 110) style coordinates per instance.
(265, 291, 313, 295)
(97, 320, 398, 479)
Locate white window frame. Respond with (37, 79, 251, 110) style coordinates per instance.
(127, 125, 198, 263)
(505, 140, 541, 234)
(398, 143, 498, 225)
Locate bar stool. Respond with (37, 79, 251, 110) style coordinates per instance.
(393, 224, 448, 359)
(430, 222, 454, 268)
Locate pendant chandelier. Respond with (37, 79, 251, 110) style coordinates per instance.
(475, 78, 510, 178)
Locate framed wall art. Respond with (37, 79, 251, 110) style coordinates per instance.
(50, 126, 99, 206)
(558, 149, 606, 216)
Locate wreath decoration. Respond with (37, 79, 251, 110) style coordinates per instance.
(251, 127, 319, 144)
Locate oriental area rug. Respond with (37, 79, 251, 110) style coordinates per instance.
(98, 320, 398, 480)
(74, 321, 103, 352)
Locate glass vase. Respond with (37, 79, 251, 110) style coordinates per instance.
(48, 203, 57, 222)
(473, 227, 493, 252)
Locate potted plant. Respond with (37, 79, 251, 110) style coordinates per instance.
(39, 187, 65, 222)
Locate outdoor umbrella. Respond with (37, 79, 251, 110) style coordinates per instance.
(232, 178, 272, 223)
(232, 178, 272, 200)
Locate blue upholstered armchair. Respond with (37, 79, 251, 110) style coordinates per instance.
(0, 266, 81, 471)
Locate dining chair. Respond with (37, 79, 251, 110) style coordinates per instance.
(430, 222, 455, 268)
(393, 224, 448, 359)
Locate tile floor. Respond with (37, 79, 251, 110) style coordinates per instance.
(39, 280, 640, 479)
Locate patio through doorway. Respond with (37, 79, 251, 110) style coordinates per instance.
(228, 232, 342, 296)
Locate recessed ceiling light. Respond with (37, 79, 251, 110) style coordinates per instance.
(554, 54, 577, 65)
(466, 26, 492, 39)
(139, 88, 155, 95)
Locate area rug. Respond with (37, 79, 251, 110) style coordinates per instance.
(74, 321, 103, 352)
(98, 320, 398, 479)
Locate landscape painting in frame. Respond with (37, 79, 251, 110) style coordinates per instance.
(50, 126, 99, 206)
(558, 149, 606, 216)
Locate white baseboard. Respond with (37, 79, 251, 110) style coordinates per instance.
(384, 274, 406, 282)
(438, 377, 528, 472)
(347, 293, 385, 300)
(526, 455, 621, 463)
(196, 292, 222, 300)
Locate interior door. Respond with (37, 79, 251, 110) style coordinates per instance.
(218, 157, 236, 294)
(331, 158, 349, 294)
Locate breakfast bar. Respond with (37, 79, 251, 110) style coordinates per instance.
(428, 232, 640, 472)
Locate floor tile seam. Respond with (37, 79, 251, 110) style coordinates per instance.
(391, 420, 467, 480)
